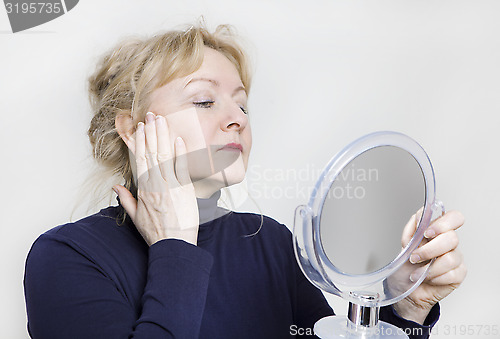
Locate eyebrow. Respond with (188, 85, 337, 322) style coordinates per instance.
(184, 77, 246, 95)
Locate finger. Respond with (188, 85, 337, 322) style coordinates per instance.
(410, 230, 459, 264)
(155, 115, 175, 182)
(113, 185, 138, 224)
(424, 210, 465, 239)
(174, 136, 192, 186)
(416, 206, 424, 220)
(135, 122, 148, 185)
(428, 263, 467, 286)
(144, 112, 164, 185)
(144, 112, 159, 170)
(424, 250, 463, 280)
(401, 206, 424, 248)
(401, 213, 417, 248)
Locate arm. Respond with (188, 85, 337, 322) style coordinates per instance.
(380, 304, 439, 339)
(24, 235, 212, 339)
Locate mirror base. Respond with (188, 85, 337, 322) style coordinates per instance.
(314, 316, 409, 339)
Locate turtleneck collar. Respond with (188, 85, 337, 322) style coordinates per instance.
(196, 189, 230, 225)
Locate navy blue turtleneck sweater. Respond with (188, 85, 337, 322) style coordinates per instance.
(24, 191, 438, 338)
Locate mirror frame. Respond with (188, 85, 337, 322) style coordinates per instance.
(294, 131, 439, 306)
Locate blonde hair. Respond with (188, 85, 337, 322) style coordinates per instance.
(74, 22, 254, 224)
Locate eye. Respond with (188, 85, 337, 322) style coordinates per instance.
(240, 106, 248, 115)
(193, 100, 214, 108)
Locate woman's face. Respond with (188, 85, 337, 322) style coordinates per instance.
(146, 47, 252, 197)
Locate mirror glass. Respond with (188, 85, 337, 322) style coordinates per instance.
(319, 146, 425, 275)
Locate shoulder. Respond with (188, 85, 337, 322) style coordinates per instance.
(229, 211, 292, 234)
(227, 211, 294, 249)
(36, 206, 122, 242)
(26, 205, 141, 267)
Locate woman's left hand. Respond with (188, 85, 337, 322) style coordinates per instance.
(394, 210, 467, 324)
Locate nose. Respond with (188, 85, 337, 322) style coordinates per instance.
(220, 103, 248, 132)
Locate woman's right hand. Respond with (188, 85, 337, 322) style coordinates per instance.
(113, 112, 199, 246)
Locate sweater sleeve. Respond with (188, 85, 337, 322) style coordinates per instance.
(380, 303, 440, 339)
(24, 235, 213, 339)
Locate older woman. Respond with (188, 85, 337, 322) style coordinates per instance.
(24, 24, 466, 339)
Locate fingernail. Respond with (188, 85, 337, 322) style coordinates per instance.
(424, 229, 435, 239)
(112, 186, 118, 195)
(146, 112, 155, 123)
(137, 122, 144, 131)
(156, 115, 164, 124)
(410, 254, 421, 264)
(175, 136, 182, 145)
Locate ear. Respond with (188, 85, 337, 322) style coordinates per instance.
(115, 114, 136, 155)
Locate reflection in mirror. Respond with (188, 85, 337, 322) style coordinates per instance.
(320, 146, 425, 275)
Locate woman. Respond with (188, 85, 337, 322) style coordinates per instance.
(24, 23, 466, 338)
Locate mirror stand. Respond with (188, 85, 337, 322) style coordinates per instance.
(347, 292, 379, 329)
(314, 291, 409, 339)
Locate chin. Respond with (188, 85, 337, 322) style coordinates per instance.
(191, 156, 247, 188)
(211, 158, 247, 188)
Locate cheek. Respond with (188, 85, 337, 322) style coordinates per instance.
(164, 108, 207, 152)
(244, 126, 252, 151)
(197, 117, 222, 148)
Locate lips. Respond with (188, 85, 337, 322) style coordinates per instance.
(219, 143, 243, 152)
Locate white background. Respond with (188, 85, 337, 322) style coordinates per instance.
(1, 1, 499, 338)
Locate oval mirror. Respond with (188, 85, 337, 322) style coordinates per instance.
(293, 131, 444, 338)
(320, 145, 425, 276)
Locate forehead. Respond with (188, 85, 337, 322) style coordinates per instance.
(183, 47, 242, 86)
(150, 47, 244, 103)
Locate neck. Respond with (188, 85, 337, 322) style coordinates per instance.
(196, 189, 228, 225)
(193, 179, 225, 199)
